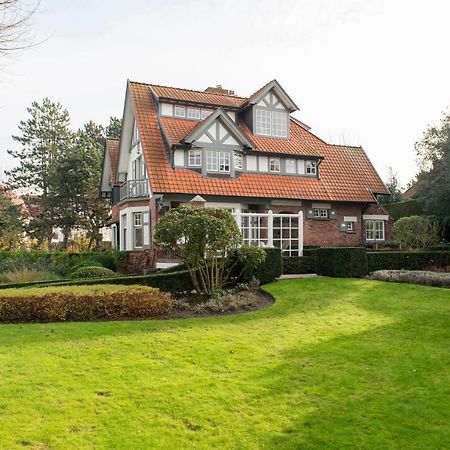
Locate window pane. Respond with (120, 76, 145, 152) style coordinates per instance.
(187, 107, 200, 119)
(200, 109, 212, 119)
(219, 152, 230, 172)
(134, 227, 143, 248)
(306, 160, 317, 175)
(272, 111, 288, 137)
(189, 150, 201, 166)
(255, 109, 271, 136)
(286, 159, 296, 173)
(269, 158, 280, 172)
(207, 151, 218, 171)
(234, 152, 243, 170)
(174, 105, 185, 117)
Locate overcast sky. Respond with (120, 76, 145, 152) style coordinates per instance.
(1, 0, 450, 187)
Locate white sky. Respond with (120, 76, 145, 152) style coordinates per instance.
(1, 0, 450, 188)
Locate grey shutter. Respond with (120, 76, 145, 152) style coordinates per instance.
(306, 209, 314, 219)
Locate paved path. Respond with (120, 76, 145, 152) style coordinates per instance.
(278, 274, 318, 279)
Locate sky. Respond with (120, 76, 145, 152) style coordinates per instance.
(1, 0, 450, 188)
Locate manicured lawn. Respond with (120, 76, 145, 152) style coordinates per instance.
(0, 278, 449, 449)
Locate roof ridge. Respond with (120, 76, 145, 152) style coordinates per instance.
(149, 83, 247, 100)
(327, 143, 363, 149)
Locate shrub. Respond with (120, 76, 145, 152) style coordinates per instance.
(70, 266, 116, 279)
(282, 256, 317, 274)
(316, 247, 368, 277)
(1, 269, 61, 284)
(393, 216, 440, 249)
(384, 200, 425, 220)
(0, 285, 173, 323)
(368, 270, 450, 288)
(244, 248, 282, 284)
(368, 251, 450, 272)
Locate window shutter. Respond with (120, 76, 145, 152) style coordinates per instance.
(306, 209, 314, 219)
(330, 210, 337, 219)
(143, 212, 150, 246)
(339, 223, 347, 232)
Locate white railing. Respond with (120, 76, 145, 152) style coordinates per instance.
(233, 210, 303, 256)
(120, 179, 149, 201)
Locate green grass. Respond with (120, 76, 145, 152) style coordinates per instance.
(0, 278, 449, 449)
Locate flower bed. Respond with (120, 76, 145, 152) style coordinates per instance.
(367, 270, 450, 288)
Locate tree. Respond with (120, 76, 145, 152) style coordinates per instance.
(155, 206, 265, 295)
(0, 0, 39, 57)
(393, 216, 440, 249)
(6, 98, 73, 250)
(378, 167, 403, 205)
(106, 116, 122, 139)
(0, 186, 24, 250)
(414, 109, 450, 239)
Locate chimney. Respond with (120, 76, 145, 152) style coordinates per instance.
(205, 84, 235, 95)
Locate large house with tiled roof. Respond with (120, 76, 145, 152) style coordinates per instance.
(101, 79, 391, 266)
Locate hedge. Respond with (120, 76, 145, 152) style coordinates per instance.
(0, 285, 173, 323)
(316, 247, 368, 277)
(384, 199, 425, 220)
(70, 266, 116, 279)
(240, 247, 282, 284)
(282, 256, 317, 274)
(368, 251, 450, 272)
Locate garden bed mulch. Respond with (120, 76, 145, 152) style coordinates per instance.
(170, 289, 274, 319)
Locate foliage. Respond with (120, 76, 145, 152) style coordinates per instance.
(0, 284, 173, 323)
(106, 116, 122, 139)
(0, 279, 449, 448)
(367, 251, 450, 272)
(384, 199, 425, 221)
(368, 270, 450, 288)
(70, 266, 116, 279)
(0, 187, 24, 250)
(7, 98, 73, 249)
(155, 206, 242, 294)
(414, 109, 450, 239)
(316, 247, 368, 277)
(0, 268, 60, 284)
(282, 255, 317, 274)
(378, 167, 403, 205)
(242, 247, 282, 284)
(393, 216, 440, 249)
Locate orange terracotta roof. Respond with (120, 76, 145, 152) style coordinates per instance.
(106, 138, 120, 184)
(129, 81, 388, 203)
(149, 83, 245, 108)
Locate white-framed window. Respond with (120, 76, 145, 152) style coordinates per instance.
(206, 151, 218, 172)
(201, 109, 213, 119)
(346, 222, 354, 232)
(133, 212, 143, 248)
(255, 109, 271, 136)
(272, 111, 288, 137)
(269, 158, 281, 172)
(234, 152, 243, 170)
(188, 149, 202, 167)
(306, 160, 317, 175)
(286, 159, 296, 174)
(174, 105, 186, 118)
(187, 107, 201, 119)
(219, 152, 230, 172)
(206, 151, 230, 172)
(365, 220, 385, 241)
(313, 208, 329, 219)
(121, 214, 127, 250)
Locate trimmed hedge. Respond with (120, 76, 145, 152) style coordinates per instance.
(368, 251, 450, 272)
(0, 285, 173, 323)
(251, 248, 282, 284)
(282, 256, 317, 274)
(316, 247, 368, 277)
(70, 266, 116, 279)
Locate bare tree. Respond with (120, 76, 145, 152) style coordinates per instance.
(0, 0, 39, 56)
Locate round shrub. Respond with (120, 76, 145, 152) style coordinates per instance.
(70, 266, 115, 279)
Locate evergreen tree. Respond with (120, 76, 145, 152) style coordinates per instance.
(0, 187, 24, 250)
(378, 167, 403, 205)
(106, 116, 122, 139)
(6, 98, 72, 250)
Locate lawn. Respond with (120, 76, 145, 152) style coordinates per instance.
(0, 278, 449, 449)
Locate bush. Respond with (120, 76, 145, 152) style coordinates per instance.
(368, 251, 450, 272)
(243, 248, 282, 284)
(0, 285, 173, 323)
(316, 247, 368, 277)
(282, 256, 317, 274)
(70, 266, 116, 279)
(0, 269, 60, 284)
(368, 270, 450, 288)
(393, 216, 440, 249)
(384, 200, 425, 220)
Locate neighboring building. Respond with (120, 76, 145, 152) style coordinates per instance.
(101, 79, 391, 267)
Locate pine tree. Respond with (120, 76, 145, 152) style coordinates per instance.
(379, 167, 403, 205)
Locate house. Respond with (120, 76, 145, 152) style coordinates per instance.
(101, 79, 391, 268)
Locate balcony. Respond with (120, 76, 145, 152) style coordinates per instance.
(119, 179, 149, 201)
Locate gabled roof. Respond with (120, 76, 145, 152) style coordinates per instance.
(128, 81, 388, 202)
(241, 79, 299, 112)
(182, 107, 254, 148)
(149, 84, 245, 108)
(105, 138, 120, 184)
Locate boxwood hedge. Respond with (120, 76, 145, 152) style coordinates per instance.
(316, 247, 368, 277)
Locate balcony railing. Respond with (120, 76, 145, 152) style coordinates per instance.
(120, 179, 149, 201)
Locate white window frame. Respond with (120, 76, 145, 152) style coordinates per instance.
(365, 220, 385, 241)
(255, 109, 271, 136)
(313, 208, 329, 219)
(286, 159, 296, 174)
(219, 152, 230, 173)
(269, 157, 281, 172)
(234, 152, 243, 170)
(206, 151, 218, 172)
(271, 111, 288, 138)
(133, 212, 143, 248)
(174, 105, 186, 118)
(187, 107, 201, 119)
(200, 109, 213, 119)
(346, 222, 354, 232)
(188, 149, 202, 167)
(306, 160, 317, 175)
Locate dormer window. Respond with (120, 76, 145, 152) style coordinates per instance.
(255, 109, 271, 136)
(174, 105, 186, 117)
(255, 108, 288, 138)
(234, 152, 243, 170)
(188, 149, 201, 167)
(306, 160, 317, 175)
(200, 109, 213, 119)
(187, 107, 201, 119)
(269, 158, 281, 172)
(206, 151, 230, 173)
(272, 111, 288, 138)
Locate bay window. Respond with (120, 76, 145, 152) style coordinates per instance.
(133, 212, 143, 248)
